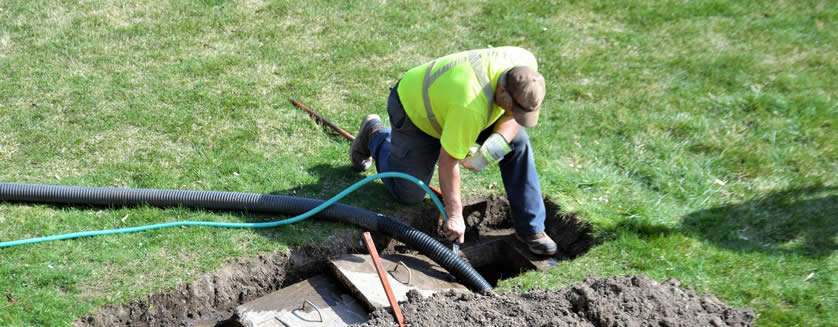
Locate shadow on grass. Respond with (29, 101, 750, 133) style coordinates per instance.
(602, 217, 681, 241)
(247, 163, 412, 243)
(305, 163, 396, 209)
(680, 185, 837, 258)
(267, 163, 402, 213)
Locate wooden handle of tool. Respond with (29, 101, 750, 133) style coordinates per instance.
(289, 98, 356, 141)
(362, 232, 406, 327)
(288, 98, 443, 200)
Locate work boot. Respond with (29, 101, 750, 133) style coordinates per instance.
(350, 114, 384, 171)
(516, 231, 558, 256)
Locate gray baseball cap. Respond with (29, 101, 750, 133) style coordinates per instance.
(503, 66, 546, 127)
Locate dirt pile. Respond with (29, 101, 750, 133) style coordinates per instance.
(357, 275, 755, 327)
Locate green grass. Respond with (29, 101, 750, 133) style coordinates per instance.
(1, 0, 835, 326)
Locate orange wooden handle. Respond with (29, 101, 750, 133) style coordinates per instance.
(362, 232, 405, 327)
(288, 98, 443, 200)
(289, 98, 356, 141)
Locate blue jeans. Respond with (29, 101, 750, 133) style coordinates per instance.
(368, 83, 546, 235)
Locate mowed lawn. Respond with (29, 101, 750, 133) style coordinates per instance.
(0, 0, 835, 326)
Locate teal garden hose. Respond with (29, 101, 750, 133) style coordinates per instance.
(0, 173, 492, 291)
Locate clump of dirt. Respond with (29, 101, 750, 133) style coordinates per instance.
(357, 275, 755, 327)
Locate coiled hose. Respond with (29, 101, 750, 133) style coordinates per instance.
(0, 173, 492, 292)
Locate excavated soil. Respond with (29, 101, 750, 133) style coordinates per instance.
(358, 276, 755, 327)
(75, 196, 754, 326)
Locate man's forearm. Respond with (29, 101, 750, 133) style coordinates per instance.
(493, 112, 521, 143)
(438, 149, 462, 219)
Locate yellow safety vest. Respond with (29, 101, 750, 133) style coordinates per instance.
(397, 47, 538, 159)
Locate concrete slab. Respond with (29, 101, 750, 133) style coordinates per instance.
(329, 253, 469, 311)
(233, 274, 367, 327)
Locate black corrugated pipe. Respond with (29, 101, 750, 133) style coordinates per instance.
(0, 182, 493, 292)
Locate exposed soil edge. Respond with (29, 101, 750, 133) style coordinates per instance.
(74, 231, 369, 327)
(544, 200, 595, 258)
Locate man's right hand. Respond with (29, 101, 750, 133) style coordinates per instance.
(442, 214, 466, 244)
(438, 147, 465, 244)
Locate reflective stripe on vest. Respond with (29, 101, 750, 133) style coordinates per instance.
(421, 49, 528, 134)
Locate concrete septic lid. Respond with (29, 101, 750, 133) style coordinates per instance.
(329, 253, 469, 311)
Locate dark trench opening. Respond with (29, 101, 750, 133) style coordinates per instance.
(473, 261, 528, 288)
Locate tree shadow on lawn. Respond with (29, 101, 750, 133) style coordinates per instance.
(680, 185, 837, 258)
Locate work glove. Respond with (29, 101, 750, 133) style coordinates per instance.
(463, 133, 512, 172)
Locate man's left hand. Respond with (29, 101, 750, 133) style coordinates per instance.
(460, 155, 481, 172)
